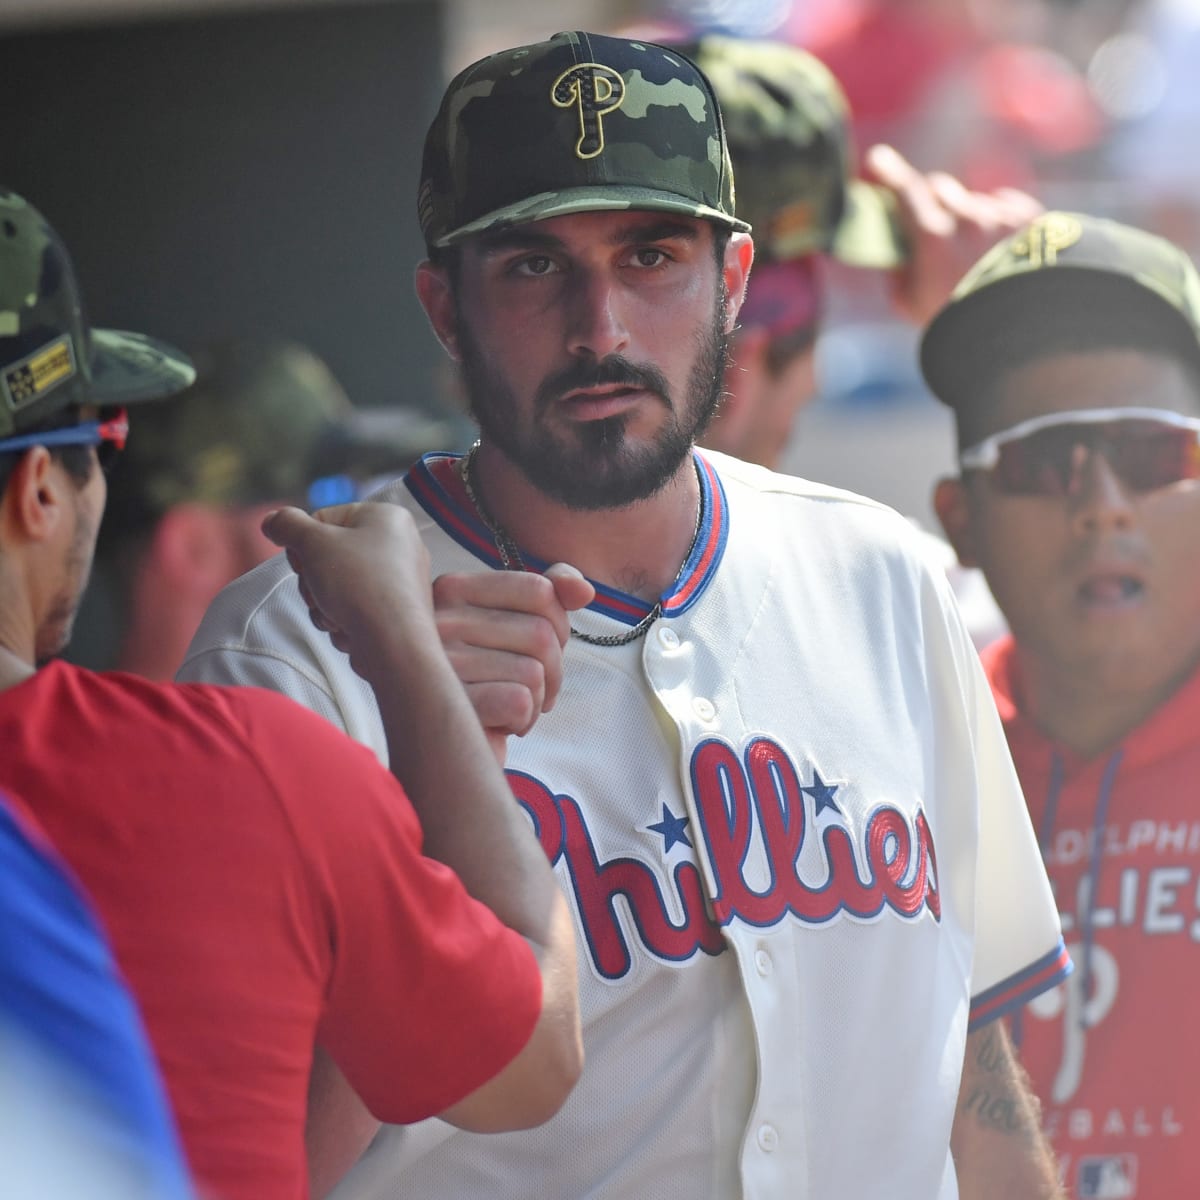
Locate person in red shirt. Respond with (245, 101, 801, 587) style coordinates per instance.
(0, 187, 582, 1199)
(925, 210, 1200, 1197)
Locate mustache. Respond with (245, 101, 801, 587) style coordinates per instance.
(535, 356, 671, 412)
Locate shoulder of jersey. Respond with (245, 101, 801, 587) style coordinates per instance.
(703, 449, 939, 568)
(701, 448, 900, 510)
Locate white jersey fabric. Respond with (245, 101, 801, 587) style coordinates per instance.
(181, 449, 1069, 1200)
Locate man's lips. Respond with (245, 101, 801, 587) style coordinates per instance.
(556, 383, 647, 418)
(1075, 566, 1147, 607)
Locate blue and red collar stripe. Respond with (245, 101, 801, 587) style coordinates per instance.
(404, 450, 729, 627)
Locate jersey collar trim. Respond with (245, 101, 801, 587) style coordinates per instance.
(404, 450, 729, 627)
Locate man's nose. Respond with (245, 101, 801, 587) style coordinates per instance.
(1069, 447, 1136, 534)
(564, 269, 630, 360)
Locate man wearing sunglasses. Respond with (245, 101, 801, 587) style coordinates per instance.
(0, 188, 582, 1198)
(925, 211, 1200, 1197)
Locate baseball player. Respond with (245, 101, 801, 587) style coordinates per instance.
(0, 188, 581, 1200)
(680, 33, 1041, 472)
(924, 212, 1200, 1197)
(182, 32, 1069, 1199)
(75, 336, 447, 681)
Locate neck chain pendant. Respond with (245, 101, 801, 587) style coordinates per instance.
(458, 442, 703, 648)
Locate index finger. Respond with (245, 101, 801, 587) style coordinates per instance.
(435, 569, 574, 647)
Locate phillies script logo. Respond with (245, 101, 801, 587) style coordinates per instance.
(509, 736, 941, 980)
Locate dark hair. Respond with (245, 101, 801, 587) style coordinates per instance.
(427, 242, 461, 283)
(0, 410, 96, 497)
(763, 325, 818, 377)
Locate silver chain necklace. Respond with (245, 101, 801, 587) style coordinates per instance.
(457, 441, 704, 648)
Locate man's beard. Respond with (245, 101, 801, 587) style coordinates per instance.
(456, 297, 730, 510)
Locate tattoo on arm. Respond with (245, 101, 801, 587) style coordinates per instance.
(959, 1025, 1040, 1140)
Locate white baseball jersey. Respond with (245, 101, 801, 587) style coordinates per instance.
(180, 449, 1069, 1200)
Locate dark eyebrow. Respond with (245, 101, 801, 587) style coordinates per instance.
(612, 218, 700, 245)
(476, 228, 565, 258)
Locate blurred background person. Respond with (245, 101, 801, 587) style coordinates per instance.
(73, 337, 452, 680)
(672, 33, 1012, 645)
(683, 32, 1044, 466)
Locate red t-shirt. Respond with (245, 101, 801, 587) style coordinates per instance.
(0, 661, 541, 1200)
(984, 638, 1200, 1199)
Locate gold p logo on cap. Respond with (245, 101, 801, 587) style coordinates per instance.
(1010, 213, 1083, 268)
(552, 63, 626, 160)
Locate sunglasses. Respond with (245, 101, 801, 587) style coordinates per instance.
(959, 407, 1200, 497)
(0, 409, 129, 472)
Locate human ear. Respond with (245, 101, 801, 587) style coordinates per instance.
(721, 232, 755, 335)
(5, 448, 65, 544)
(932, 476, 980, 569)
(415, 260, 460, 361)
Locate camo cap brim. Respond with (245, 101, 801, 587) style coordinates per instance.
(439, 187, 747, 248)
(90, 330, 198, 406)
(921, 211, 1200, 411)
(419, 30, 749, 252)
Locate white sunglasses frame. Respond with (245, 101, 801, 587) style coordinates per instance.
(959, 406, 1200, 472)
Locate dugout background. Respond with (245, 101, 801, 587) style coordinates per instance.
(0, 0, 447, 415)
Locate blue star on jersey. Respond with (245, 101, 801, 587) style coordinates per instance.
(802, 770, 841, 816)
(647, 804, 693, 852)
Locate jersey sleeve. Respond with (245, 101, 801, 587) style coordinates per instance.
(177, 554, 390, 762)
(216, 688, 544, 1125)
(948, 603, 1072, 1028)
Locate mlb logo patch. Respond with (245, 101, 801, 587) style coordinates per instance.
(1078, 1155, 1137, 1198)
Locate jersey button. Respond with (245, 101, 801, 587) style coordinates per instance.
(657, 626, 680, 649)
(757, 1124, 778, 1153)
(692, 697, 716, 722)
(754, 949, 772, 977)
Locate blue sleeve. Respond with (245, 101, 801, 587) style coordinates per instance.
(0, 798, 194, 1198)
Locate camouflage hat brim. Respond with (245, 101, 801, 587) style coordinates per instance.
(434, 185, 751, 249)
(829, 180, 906, 269)
(89, 329, 196, 406)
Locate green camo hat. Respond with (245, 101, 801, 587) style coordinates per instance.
(680, 35, 905, 267)
(0, 188, 194, 439)
(921, 212, 1200, 411)
(417, 30, 749, 251)
(103, 339, 441, 531)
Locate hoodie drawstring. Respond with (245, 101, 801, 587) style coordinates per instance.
(1012, 749, 1123, 1044)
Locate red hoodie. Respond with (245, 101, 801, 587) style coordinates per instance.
(983, 637, 1200, 1199)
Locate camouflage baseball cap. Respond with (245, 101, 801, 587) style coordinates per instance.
(679, 36, 905, 267)
(0, 188, 194, 440)
(103, 339, 410, 531)
(417, 30, 749, 251)
(921, 212, 1200, 411)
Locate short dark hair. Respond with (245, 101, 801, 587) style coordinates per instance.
(0, 410, 96, 497)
